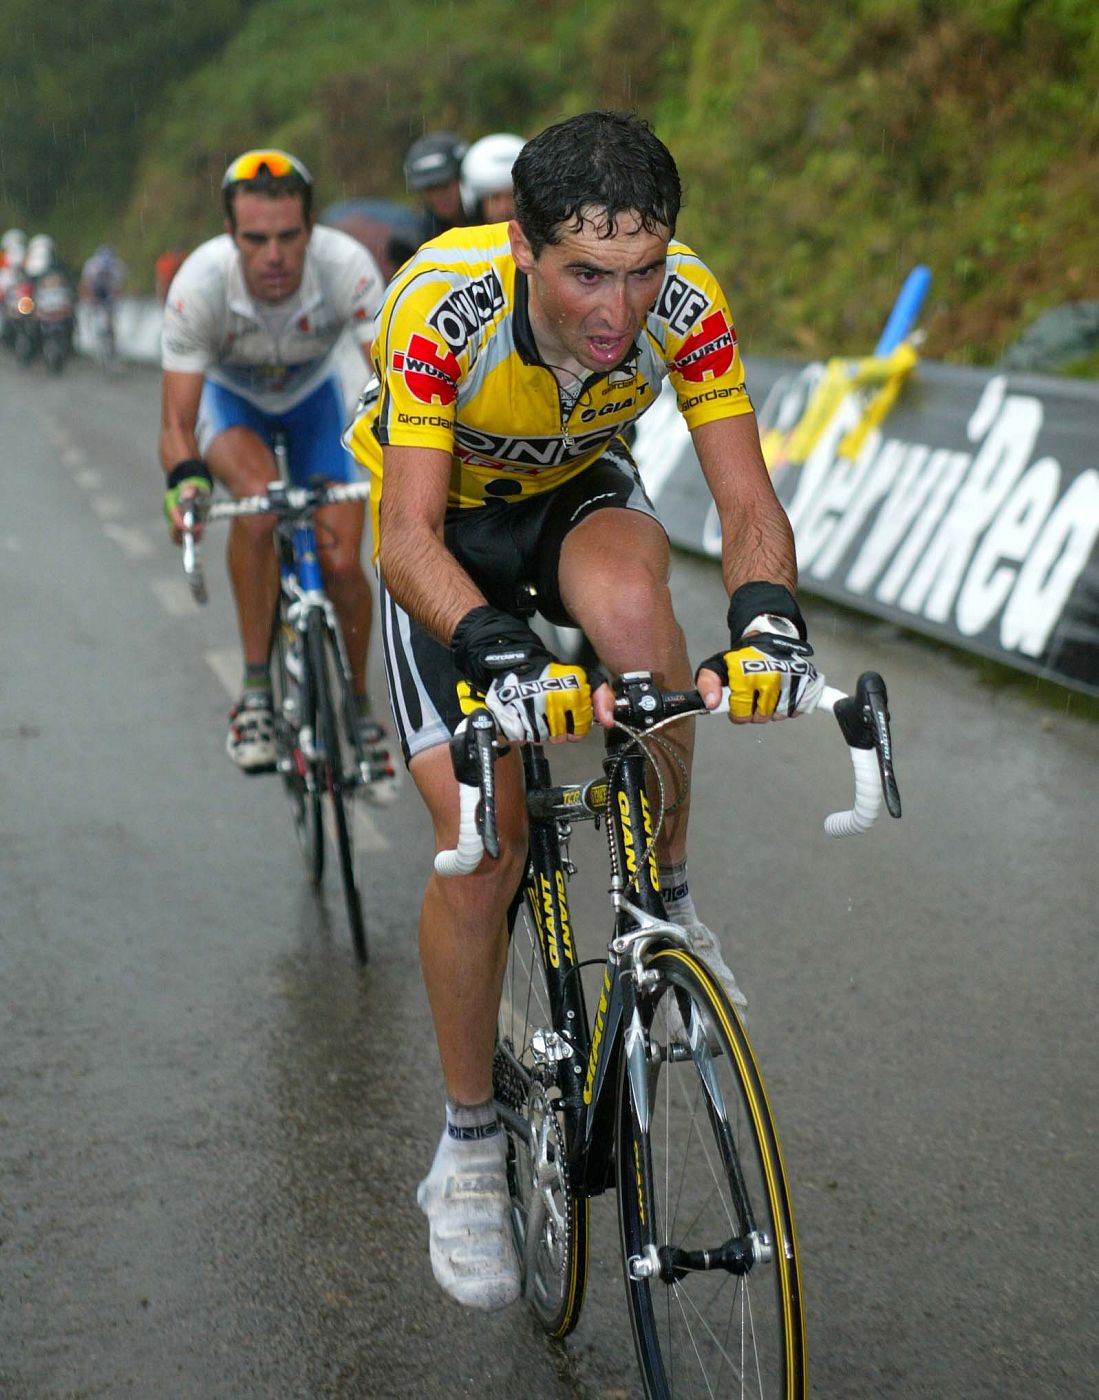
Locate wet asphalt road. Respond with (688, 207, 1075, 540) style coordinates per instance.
(1, 355, 1097, 1399)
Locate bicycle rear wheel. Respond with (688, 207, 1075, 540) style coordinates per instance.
(307, 611, 368, 964)
(493, 890, 588, 1336)
(271, 605, 323, 886)
(617, 948, 806, 1399)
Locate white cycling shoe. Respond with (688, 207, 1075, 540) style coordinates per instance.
(226, 692, 276, 773)
(664, 916, 749, 1040)
(355, 716, 400, 806)
(416, 1131, 521, 1311)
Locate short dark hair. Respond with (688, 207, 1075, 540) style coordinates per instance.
(222, 169, 313, 229)
(512, 110, 681, 256)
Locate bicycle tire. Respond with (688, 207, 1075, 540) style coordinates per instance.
(271, 605, 324, 886)
(493, 890, 588, 1336)
(308, 611, 368, 965)
(616, 948, 807, 1399)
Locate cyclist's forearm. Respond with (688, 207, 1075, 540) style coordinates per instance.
(379, 522, 486, 647)
(159, 424, 201, 474)
(714, 496, 797, 600)
(692, 416, 798, 599)
(159, 371, 205, 474)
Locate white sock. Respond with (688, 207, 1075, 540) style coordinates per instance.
(659, 860, 697, 924)
(425, 1099, 503, 1178)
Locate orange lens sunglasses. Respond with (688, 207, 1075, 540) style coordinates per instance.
(222, 149, 312, 188)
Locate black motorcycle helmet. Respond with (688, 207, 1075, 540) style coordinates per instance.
(403, 132, 467, 192)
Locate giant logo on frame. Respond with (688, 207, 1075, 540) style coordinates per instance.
(392, 333, 460, 406)
(672, 309, 737, 383)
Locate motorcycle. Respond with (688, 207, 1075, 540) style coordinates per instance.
(34, 272, 75, 373)
(7, 277, 39, 365)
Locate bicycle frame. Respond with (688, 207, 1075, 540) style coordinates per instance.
(178, 437, 377, 962)
(502, 726, 691, 1200)
(268, 432, 368, 787)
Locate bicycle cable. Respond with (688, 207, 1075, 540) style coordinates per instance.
(601, 713, 693, 895)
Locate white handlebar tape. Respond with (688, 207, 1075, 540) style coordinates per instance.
(434, 780, 484, 876)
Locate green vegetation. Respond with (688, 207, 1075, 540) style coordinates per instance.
(1, 0, 1096, 363)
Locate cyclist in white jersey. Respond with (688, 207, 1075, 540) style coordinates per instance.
(159, 149, 392, 784)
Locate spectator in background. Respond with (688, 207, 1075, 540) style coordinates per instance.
(155, 248, 188, 303)
(460, 133, 525, 223)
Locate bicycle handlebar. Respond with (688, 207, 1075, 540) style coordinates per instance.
(177, 479, 372, 605)
(434, 670, 902, 877)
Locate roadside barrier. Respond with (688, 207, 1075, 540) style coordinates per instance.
(635, 357, 1099, 697)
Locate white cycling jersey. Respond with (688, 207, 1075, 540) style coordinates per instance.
(161, 225, 384, 413)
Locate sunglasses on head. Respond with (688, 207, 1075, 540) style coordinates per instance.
(222, 149, 313, 188)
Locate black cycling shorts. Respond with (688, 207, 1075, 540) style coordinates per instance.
(378, 439, 662, 764)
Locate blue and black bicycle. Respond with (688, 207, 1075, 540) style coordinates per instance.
(181, 432, 387, 963)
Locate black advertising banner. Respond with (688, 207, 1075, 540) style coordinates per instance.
(634, 358, 1099, 696)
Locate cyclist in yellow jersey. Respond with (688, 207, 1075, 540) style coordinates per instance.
(348, 110, 824, 1311)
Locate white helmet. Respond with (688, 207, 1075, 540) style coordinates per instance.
(461, 133, 525, 199)
(2, 227, 26, 257)
(25, 233, 55, 277)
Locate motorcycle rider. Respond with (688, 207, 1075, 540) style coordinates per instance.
(0, 228, 27, 347)
(387, 131, 477, 268)
(24, 234, 77, 368)
(460, 132, 525, 222)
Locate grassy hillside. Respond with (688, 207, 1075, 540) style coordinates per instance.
(5, 0, 1096, 364)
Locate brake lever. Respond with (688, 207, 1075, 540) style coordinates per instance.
(180, 495, 209, 606)
(833, 671, 902, 818)
(471, 709, 501, 860)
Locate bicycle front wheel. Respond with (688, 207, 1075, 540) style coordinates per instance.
(494, 891, 588, 1336)
(616, 949, 806, 1399)
(307, 611, 368, 964)
(271, 605, 323, 886)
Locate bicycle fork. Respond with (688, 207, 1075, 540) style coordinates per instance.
(605, 734, 774, 1287)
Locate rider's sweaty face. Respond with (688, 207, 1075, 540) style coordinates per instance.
(510, 209, 669, 376)
(229, 191, 311, 304)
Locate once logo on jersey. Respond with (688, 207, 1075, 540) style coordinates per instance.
(671, 309, 738, 383)
(656, 273, 709, 336)
(455, 422, 617, 469)
(392, 333, 460, 405)
(428, 271, 505, 353)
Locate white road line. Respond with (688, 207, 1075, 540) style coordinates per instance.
(73, 467, 104, 490)
(61, 445, 86, 469)
(205, 647, 240, 697)
(351, 804, 390, 853)
(150, 575, 199, 617)
(90, 495, 127, 520)
(100, 522, 156, 559)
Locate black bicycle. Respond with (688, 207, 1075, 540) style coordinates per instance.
(436, 669, 901, 1398)
(181, 436, 385, 963)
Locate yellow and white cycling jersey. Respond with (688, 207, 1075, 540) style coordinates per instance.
(346, 222, 754, 515)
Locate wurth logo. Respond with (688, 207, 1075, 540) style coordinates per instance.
(392, 333, 460, 406)
(672, 310, 737, 383)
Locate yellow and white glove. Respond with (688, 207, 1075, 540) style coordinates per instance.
(484, 663, 593, 742)
(452, 605, 594, 743)
(697, 583, 825, 720)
